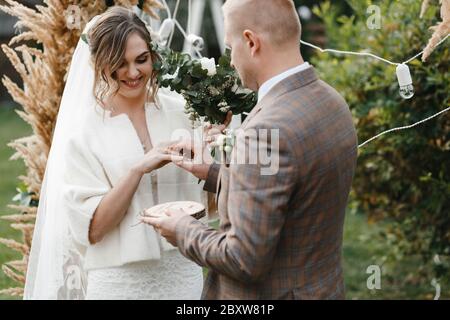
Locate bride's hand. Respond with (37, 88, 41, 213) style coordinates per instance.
(134, 141, 184, 175)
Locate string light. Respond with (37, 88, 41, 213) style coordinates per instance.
(185, 0, 205, 55)
(158, 0, 204, 57)
(300, 34, 449, 100)
(358, 106, 450, 148)
(396, 64, 414, 100)
(157, 18, 175, 44)
(186, 34, 205, 51)
(299, 36, 449, 147)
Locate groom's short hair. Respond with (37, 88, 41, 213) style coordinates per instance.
(222, 0, 301, 47)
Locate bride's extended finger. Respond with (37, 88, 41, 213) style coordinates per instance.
(164, 148, 180, 156)
(168, 140, 194, 153)
(162, 154, 184, 162)
(173, 159, 194, 173)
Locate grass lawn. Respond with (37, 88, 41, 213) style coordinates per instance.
(0, 105, 32, 300)
(0, 106, 447, 300)
(342, 212, 449, 300)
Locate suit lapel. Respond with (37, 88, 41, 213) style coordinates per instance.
(241, 103, 264, 129)
(241, 66, 318, 130)
(215, 66, 319, 203)
(215, 166, 222, 204)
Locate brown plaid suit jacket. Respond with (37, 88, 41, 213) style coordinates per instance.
(175, 66, 358, 299)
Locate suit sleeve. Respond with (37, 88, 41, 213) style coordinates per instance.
(202, 163, 220, 193)
(176, 124, 299, 283)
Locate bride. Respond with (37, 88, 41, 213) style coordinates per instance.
(24, 6, 206, 300)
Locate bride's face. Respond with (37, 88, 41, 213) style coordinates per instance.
(113, 32, 153, 99)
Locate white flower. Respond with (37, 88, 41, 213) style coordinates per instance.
(433, 254, 441, 265)
(236, 87, 254, 95)
(199, 57, 217, 76)
(217, 101, 230, 113)
(208, 86, 220, 96)
(161, 68, 179, 81)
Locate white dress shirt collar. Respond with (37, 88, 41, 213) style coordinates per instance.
(257, 62, 310, 103)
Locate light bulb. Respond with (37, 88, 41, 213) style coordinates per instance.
(396, 63, 414, 99)
(158, 19, 175, 42)
(187, 34, 204, 51)
(298, 6, 312, 20)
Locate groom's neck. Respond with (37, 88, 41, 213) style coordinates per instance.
(257, 49, 305, 90)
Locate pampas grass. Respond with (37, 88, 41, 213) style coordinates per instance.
(0, 0, 161, 298)
(0, 287, 24, 297)
(422, 0, 450, 61)
(421, 0, 432, 18)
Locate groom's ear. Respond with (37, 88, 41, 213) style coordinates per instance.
(243, 30, 260, 57)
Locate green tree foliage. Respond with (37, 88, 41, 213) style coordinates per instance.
(312, 0, 449, 282)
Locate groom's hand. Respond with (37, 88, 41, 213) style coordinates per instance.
(141, 209, 191, 247)
(203, 111, 232, 147)
(168, 139, 213, 181)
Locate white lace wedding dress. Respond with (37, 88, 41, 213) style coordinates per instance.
(85, 250, 203, 300)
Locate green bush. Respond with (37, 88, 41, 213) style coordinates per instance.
(312, 0, 449, 285)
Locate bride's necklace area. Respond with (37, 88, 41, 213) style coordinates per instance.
(109, 97, 153, 153)
(133, 115, 152, 153)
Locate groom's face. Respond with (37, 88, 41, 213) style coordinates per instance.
(114, 33, 153, 99)
(224, 18, 258, 91)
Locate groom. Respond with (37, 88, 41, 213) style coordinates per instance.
(144, 0, 358, 299)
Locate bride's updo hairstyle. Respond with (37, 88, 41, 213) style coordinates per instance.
(87, 6, 160, 107)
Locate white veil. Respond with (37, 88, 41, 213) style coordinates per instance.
(24, 16, 101, 300)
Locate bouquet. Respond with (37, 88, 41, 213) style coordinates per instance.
(153, 45, 257, 125)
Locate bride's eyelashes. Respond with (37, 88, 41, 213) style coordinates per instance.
(117, 54, 150, 69)
(136, 55, 149, 64)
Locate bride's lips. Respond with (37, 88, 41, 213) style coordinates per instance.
(121, 77, 144, 89)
